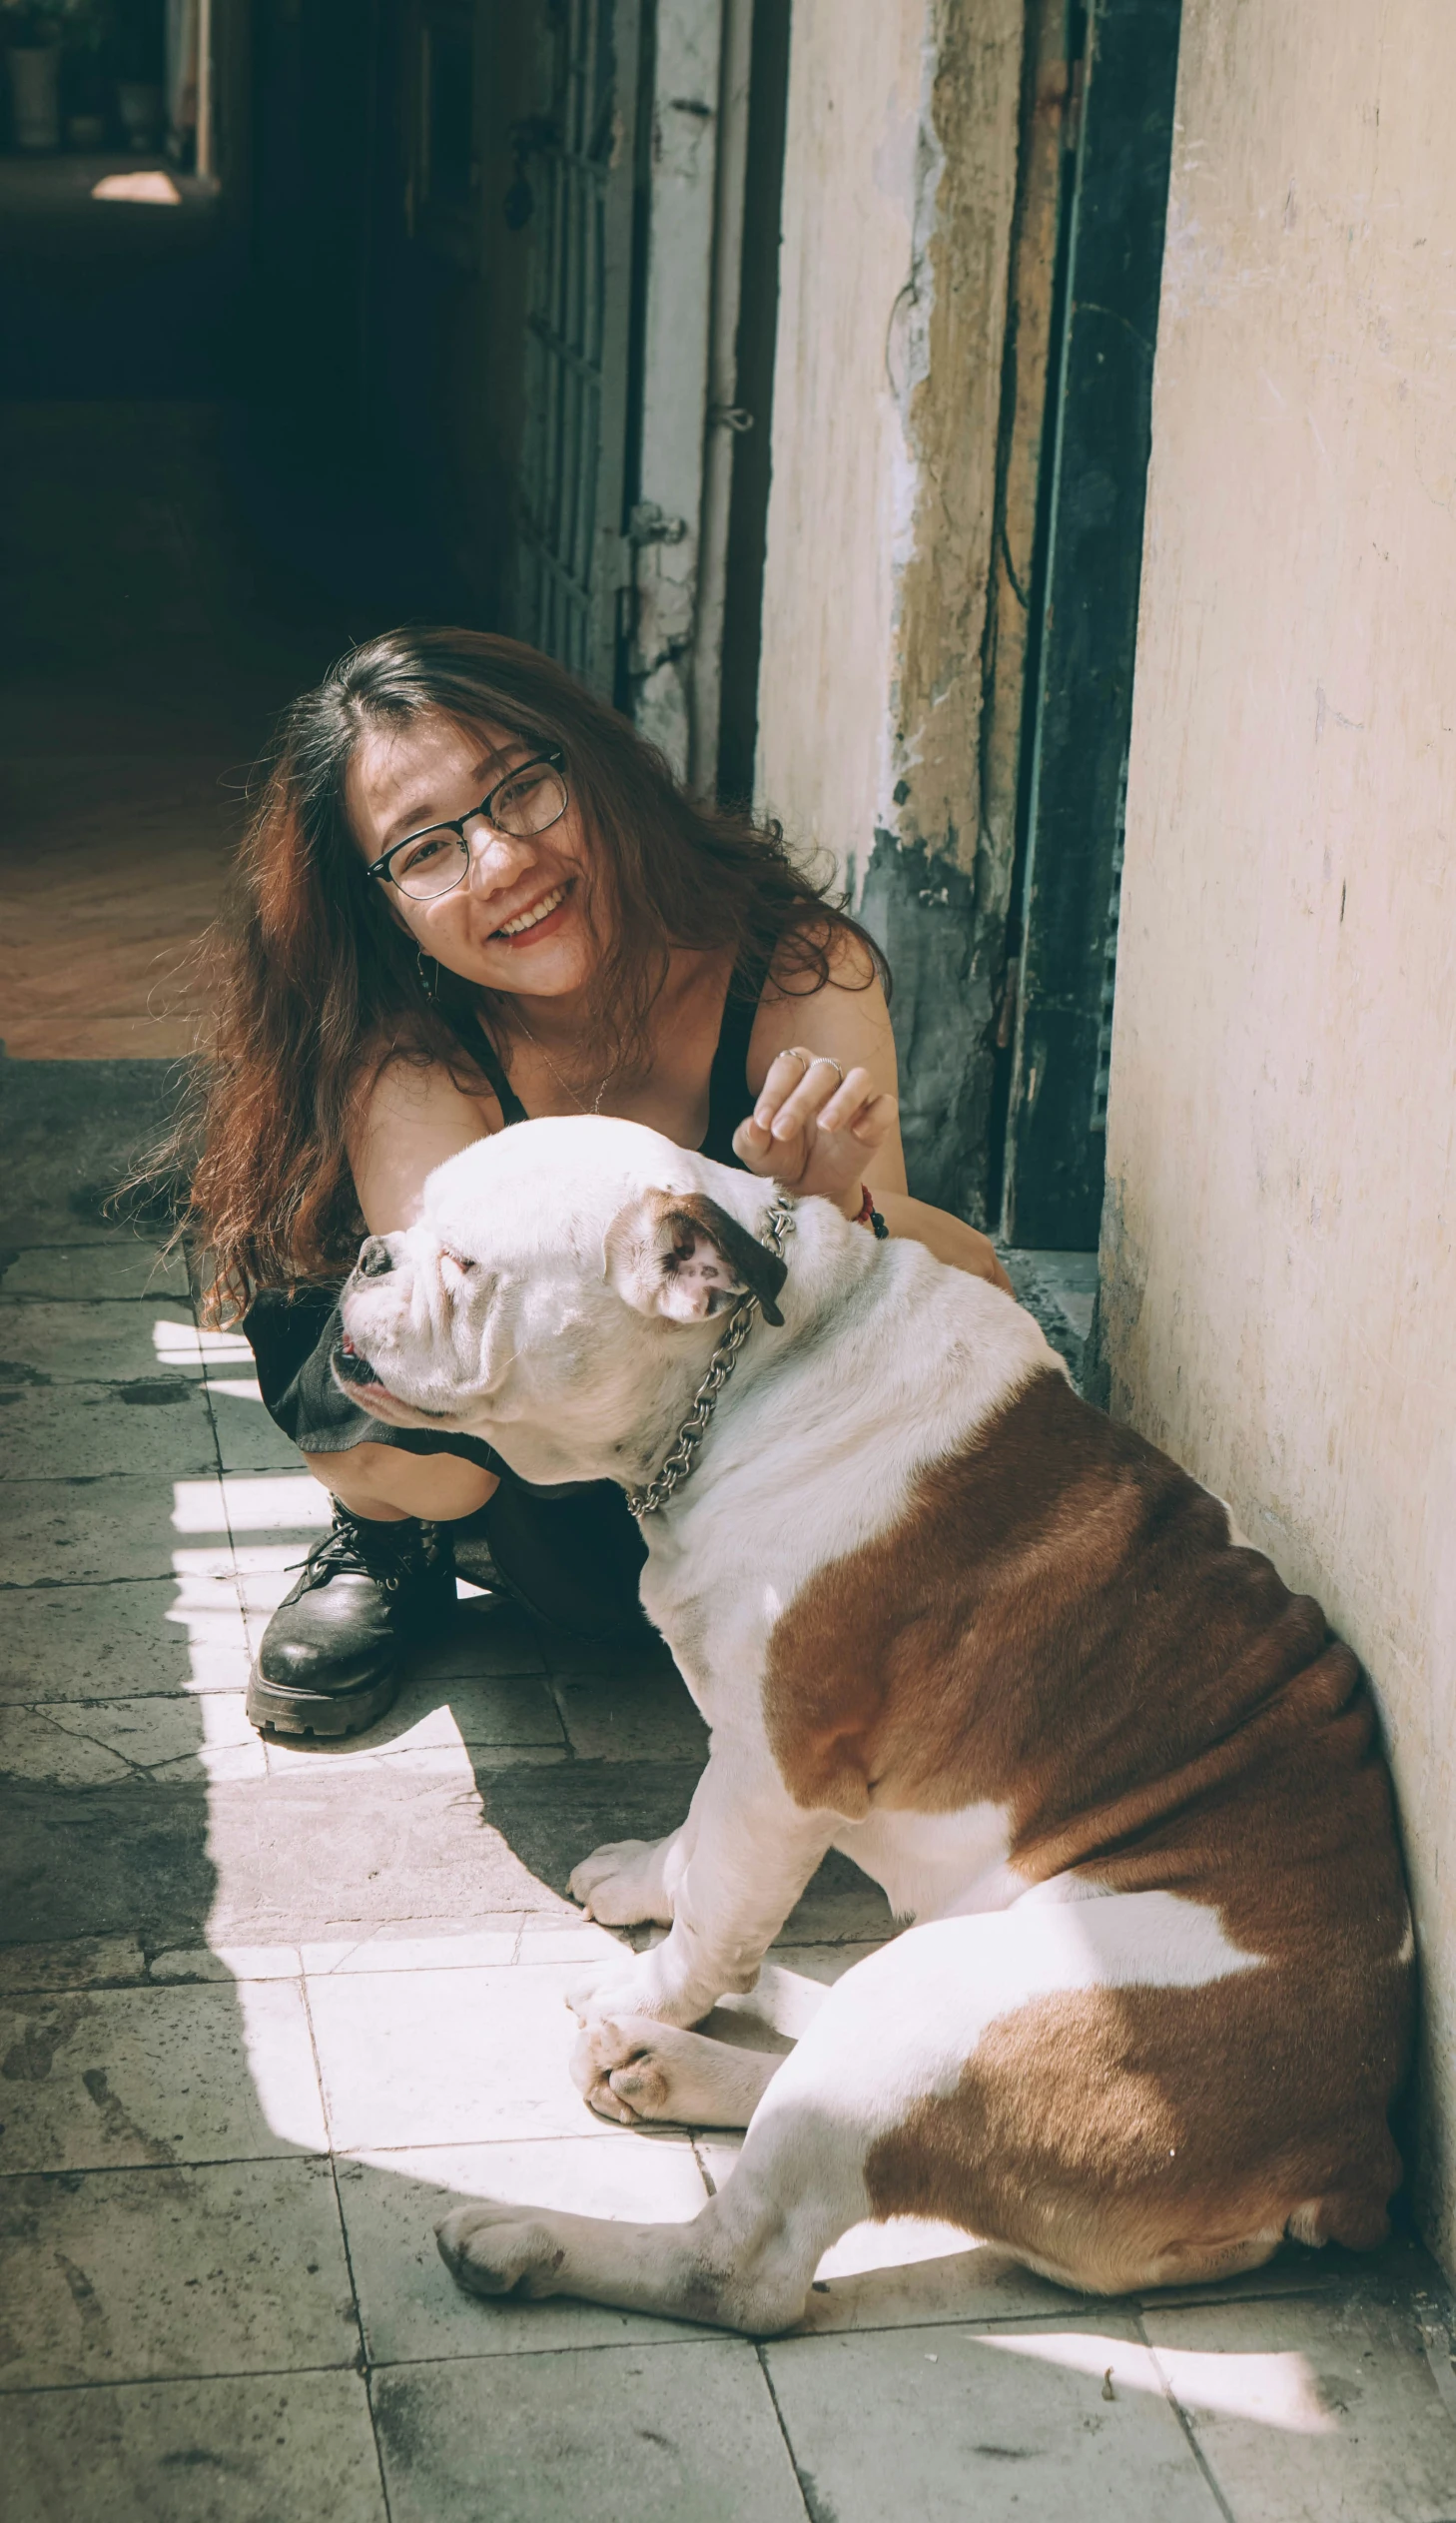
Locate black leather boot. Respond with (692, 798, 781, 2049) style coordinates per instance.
(246, 1505, 456, 1738)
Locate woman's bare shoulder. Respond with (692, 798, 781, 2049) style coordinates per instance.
(347, 1035, 503, 1234)
(351, 1022, 500, 1124)
(753, 919, 891, 1048)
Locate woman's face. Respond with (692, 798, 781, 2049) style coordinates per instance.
(346, 711, 601, 998)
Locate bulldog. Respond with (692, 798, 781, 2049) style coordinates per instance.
(337, 1115, 1412, 2333)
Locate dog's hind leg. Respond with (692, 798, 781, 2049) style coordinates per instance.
(437, 2079, 872, 2334)
(571, 1957, 837, 2125)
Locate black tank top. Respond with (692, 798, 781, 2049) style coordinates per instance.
(445, 960, 766, 1170)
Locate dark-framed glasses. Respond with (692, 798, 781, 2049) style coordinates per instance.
(366, 748, 569, 902)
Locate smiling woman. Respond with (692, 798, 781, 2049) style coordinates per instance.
(160, 626, 1009, 1740)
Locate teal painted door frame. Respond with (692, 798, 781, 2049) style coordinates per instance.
(1001, 0, 1182, 1250)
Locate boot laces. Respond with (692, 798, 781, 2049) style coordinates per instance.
(289, 1504, 425, 1594)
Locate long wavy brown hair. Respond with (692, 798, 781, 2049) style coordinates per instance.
(176, 626, 885, 1319)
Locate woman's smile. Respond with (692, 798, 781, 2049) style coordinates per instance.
(489, 878, 572, 944)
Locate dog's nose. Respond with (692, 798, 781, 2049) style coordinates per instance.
(358, 1238, 392, 1278)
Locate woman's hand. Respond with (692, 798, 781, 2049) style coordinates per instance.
(732, 1046, 899, 1213)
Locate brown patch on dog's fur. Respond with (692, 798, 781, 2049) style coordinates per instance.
(864, 1959, 1411, 2293)
(765, 1368, 1413, 2279)
(763, 1369, 1406, 1958)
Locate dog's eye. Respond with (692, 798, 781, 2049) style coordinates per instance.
(438, 1252, 475, 1297)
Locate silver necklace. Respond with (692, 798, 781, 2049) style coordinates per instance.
(512, 1011, 617, 1117)
(626, 1194, 797, 1521)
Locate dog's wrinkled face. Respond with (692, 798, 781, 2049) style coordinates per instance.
(336, 1116, 787, 1487)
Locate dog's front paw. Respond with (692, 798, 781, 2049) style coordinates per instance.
(563, 1959, 643, 2021)
(569, 1836, 673, 1927)
(436, 2201, 567, 2301)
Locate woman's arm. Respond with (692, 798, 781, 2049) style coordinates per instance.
(869, 1190, 1012, 1286)
(736, 933, 1013, 1293)
(347, 1055, 499, 1238)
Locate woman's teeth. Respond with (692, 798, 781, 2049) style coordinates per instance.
(496, 884, 565, 938)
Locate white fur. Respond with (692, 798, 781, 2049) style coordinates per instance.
(831, 1802, 1020, 1925)
(343, 1119, 1286, 2326)
(342, 1120, 1058, 2018)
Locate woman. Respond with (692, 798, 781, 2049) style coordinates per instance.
(182, 627, 1010, 1739)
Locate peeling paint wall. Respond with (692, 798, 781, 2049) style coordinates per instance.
(1104, 0, 1456, 2269)
(755, 1, 925, 881)
(755, 0, 1031, 1220)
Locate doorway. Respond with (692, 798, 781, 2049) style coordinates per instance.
(997, 0, 1183, 1252)
(394, 0, 789, 782)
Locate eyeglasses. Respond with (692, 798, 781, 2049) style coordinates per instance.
(365, 748, 569, 901)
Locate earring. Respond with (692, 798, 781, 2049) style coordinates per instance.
(415, 947, 438, 1002)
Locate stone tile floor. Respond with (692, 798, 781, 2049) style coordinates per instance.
(4, 1198, 1456, 2520)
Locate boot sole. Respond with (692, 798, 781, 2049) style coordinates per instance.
(246, 1665, 401, 1740)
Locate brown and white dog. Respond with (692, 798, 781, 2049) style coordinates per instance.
(337, 1116, 1413, 2333)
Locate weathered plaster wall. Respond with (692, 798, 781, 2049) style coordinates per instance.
(755, 0, 1032, 1219)
(755, 0, 926, 878)
(1104, 0, 1456, 2267)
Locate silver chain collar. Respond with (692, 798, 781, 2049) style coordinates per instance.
(625, 1193, 797, 1520)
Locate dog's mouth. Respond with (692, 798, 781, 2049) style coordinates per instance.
(332, 1333, 390, 1396)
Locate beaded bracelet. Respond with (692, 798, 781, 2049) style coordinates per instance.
(852, 1184, 891, 1240)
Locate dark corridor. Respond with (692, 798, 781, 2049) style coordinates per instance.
(0, 0, 509, 1058)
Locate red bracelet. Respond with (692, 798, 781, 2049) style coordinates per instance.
(852, 1185, 890, 1239)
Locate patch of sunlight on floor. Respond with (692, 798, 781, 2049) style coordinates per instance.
(173, 1473, 332, 1533)
(153, 1319, 255, 1367)
(980, 2328, 1338, 2432)
(235, 1982, 331, 2149)
(264, 1697, 476, 1776)
(203, 1373, 266, 1401)
(166, 1561, 254, 1690)
(168, 1476, 330, 1699)
(816, 2216, 985, 2280)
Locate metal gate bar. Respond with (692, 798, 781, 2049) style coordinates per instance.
(514, 0, 640, 695)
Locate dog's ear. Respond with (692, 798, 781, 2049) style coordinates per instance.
(604, 1189, 786, 1326)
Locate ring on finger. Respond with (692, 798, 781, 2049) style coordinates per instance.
(778, 1049, 812, 1080)
(808, 1056, 845, 1088)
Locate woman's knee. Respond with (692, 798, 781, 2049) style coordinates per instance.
(301, 1445, 497, 1522)
(403, 1456, 499, 1520)
(300, 1442, 389, 1494)
(303, 1441, 393, 1485)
